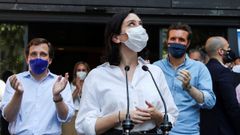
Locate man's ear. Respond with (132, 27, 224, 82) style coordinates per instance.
(112, 35, 121, 44)
(25, 55, 29, 65)
(48, 58, 52, 65)
(164, 40, 168, 47)
(217, 48, 224, 56)
(186, 41, 191, 48)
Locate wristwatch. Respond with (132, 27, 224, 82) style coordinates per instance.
(53, 94, 63, 103)
(184, 84, 192, 91)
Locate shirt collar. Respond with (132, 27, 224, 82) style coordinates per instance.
(100, 57, 145, 69)
(166, 55, 191, 69)
(23, 70, 54, 80)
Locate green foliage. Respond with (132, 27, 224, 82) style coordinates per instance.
(0, 24, 25, 74)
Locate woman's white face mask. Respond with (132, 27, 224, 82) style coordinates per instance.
(122, 25, 149, 52)
(77, 71, 87, 80)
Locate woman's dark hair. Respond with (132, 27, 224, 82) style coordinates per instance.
(139, 48, 150, 60)
(102, 10, 134, 66)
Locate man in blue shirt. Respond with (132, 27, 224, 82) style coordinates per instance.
(153, 23, 216, 135)
(1, 38, 74, 135)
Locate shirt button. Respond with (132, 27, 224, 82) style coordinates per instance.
(133, 101, 137, 105)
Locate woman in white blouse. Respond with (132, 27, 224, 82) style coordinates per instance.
(62, 61, 90, 135)
(75, 10, 178, 135)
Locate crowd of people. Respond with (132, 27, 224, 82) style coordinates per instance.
(0, 10, 239, 135)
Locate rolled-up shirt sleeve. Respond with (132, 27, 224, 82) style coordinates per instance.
(57, 82, 75, 123)
(197, 65, 216, 109)
(1, 78, 15, 118)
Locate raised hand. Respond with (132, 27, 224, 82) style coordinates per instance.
(53, 73, 69, 96)
(75, 77, 83, 96)
(177, 69, 191, 89)
(75, 77, 81, 89)
(9, 75, 24, 94)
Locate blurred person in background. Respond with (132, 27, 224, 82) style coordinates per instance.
(62, 61, 90, 135)
(0, 70, 13, 135)
(201, 36, 240, 135)
(189, 48, 202, 62)
(232, 56, 240, 73)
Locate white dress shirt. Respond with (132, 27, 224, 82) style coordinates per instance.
(1, 71, 75, 135)
(75, 60, 178, 135)
(0, 79, 6, 104)
(233, 65, 240, 73)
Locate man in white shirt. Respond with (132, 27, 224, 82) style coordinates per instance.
(1, 38, 74, 135)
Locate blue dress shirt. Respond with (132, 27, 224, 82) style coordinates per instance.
(154, 56, 216, 135)
(1, 71, 74, 135)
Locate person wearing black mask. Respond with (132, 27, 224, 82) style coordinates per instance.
(221, 49, 237, 69)
(223, 49, 236, 64)
(153, 23, 216, 135)
(200, 36, 240, 135)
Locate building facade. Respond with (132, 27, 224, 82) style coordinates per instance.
(0, 0, 240, 75)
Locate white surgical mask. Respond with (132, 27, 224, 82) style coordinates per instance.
(123, 25, 149, 52)
(77, 71, 87, 80)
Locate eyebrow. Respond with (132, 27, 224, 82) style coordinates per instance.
(126, 19, 142, 24)
(77, 69, 86, 71)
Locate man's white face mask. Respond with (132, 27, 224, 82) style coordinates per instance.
(122, 25, 149, 52)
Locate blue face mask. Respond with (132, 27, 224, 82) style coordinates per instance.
(30, 58, 48, 74)
(168, 43, 187, 58)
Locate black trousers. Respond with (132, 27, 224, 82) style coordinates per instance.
(102, 127, 160, 135)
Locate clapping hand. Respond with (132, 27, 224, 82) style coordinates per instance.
(177, 69, 191, 89)
(75, 76, 82, 96)
(53, 73, 69, 96)
(9, 75, 24, 94)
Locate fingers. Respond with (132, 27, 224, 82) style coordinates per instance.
(57, 75, 63, 82)
(60, 73, 69, 84)
(57, 73, 68, 83)
(180, 69, 191, 79)
(177, 69, 191, 83)
(9, 75, 23, 93)
(53, 73, 69, 95)
(145, 100, 153, 107)
(10, 75, 17, 88)
(64, 72, 69, 80)
(131, 110, 151, 124)
(76, 76, 80, 82)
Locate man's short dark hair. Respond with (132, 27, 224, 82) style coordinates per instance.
(167, 22, 192, 42)
(25, 38, 54, 59)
